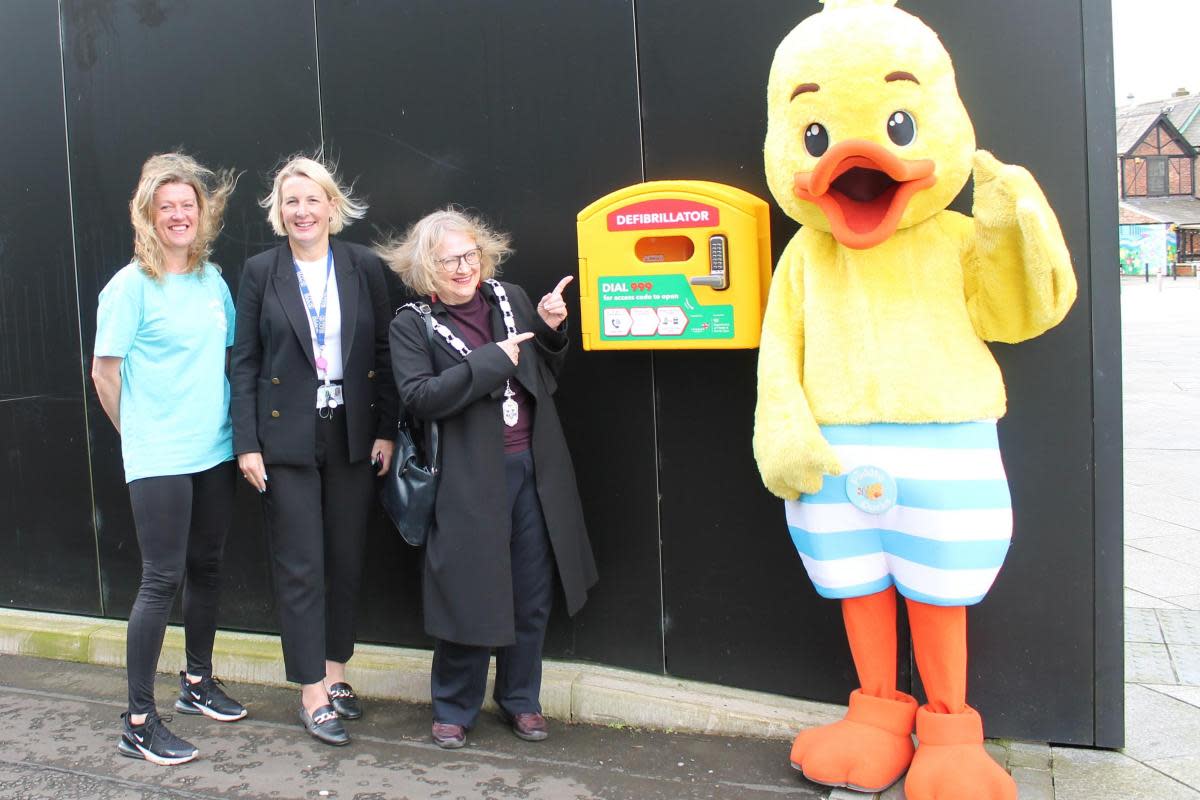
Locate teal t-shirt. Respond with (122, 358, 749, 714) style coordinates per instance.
(94, 262, 236, 483)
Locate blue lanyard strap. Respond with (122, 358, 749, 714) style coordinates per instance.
(294, 248, 334, 358)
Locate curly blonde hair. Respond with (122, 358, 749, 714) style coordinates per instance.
(260, 155, 367, 237)
(375, 207, 512, 297)
(129, 152, 238, 280)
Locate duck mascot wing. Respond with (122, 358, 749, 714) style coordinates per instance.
(754, 1, 1076, 798)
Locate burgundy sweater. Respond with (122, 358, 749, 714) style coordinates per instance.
(442, 291, 534, 454)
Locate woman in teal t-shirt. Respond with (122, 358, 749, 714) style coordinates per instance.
(92, 153, 245, 766)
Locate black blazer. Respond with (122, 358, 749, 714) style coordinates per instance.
(231, 238, 397, 465)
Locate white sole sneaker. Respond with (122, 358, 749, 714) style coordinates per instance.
(174, 697, 247, 722)
(117, 736, 198, 766)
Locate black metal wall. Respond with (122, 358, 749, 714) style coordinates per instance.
(0, 0, 1120, 746)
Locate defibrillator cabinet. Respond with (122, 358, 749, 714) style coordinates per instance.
(576, 180, 772, 351)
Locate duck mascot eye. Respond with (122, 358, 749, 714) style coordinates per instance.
(754, 1, 1077, 798)
(887, 110, 916, 145)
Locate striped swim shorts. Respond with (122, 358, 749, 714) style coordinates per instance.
(784, 421, 1012, 607)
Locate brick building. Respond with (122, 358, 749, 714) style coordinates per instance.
(1117, 89, 1200, 270)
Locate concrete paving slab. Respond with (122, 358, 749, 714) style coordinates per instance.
(1123, 684, 1200, 763)
(1125, 487, 1200, 533)
(1125, 608, 1164, 643)
(1171, 644, 1200, 685)
(1144, 683, 1200, 709)
(1125, 546, 1200, 599)
(1158, 609, 1200, 646)
(1051, 746, 1200, 800)
(1123, 510, 1200, 541)
(1125, 588, 1186, 609)
(1010, 766, 1054, 800)
(1006, 740, 1052, 770)
(1122, 454, 1200, 503)
(1145, 754, 1200, 791)
(1131, 534, 1200, 568)
(1166, 594, 1200, 611)
(1125, 642, 1177, 684)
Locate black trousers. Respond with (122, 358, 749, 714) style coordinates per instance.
(263, 406, 375, 685)
(431, 450, 555, 727)
(125, 460, 236, 715)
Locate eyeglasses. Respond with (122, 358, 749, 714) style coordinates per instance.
(435, 248, 482, 271)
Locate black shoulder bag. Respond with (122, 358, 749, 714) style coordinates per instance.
(380, 303, 440, 547)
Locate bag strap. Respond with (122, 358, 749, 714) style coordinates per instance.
(397, 303, 440, 471)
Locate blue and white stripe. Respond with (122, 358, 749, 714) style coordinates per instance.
(785, 422, 1012, 607)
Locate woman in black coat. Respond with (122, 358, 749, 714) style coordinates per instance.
(230, 156, 397, 747)
(379, 207, 597, 749)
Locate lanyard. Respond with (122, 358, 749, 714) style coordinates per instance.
(429, 280, 522, 427)
(294, 248, 334, 379)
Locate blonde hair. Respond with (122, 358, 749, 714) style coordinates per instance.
(129, 152, 238, 280)
(260, 155, 367, 237)
(375, 207, 512, 297)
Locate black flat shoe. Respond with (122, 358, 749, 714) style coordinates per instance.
(326, 682, 362, 720)
(299, 704, 349, 746)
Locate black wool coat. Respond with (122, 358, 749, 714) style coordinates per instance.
(389, 279, 598, 646)
(231, 239, 398, 464)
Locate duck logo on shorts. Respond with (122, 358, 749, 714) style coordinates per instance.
(845, 465, 897, 514)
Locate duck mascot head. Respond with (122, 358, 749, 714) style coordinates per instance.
(754, 1, 1076, 798)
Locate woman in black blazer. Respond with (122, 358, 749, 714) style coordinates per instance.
(230, 156, 397, 746)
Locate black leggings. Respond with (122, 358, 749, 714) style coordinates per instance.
(125, 460, 236, 715)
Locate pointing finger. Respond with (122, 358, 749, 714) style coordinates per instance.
(552, 275, 574, 296)
(509, 332, 536, 344)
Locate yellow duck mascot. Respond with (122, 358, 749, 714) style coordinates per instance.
(755, 1, 1077, 798)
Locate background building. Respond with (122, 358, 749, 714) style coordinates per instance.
(1117, 90, 1200, 273)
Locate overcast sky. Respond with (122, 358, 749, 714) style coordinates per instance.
(1112, 0, 1200, 105)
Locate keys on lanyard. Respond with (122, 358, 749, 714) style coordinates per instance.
(294, 249, 340, 411)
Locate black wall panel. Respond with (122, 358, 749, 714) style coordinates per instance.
(62, 0, 323, 627)
(0, 1, 100, 614)
(2, 0, 1118, 744)
(316, 0, 661, 669)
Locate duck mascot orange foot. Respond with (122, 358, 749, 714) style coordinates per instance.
(753, 1, 1077, 798)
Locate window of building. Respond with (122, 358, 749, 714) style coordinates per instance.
(1147, 157, 1168, 195)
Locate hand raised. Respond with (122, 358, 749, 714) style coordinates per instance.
(538, 275, 574, 328)
(497, 332, 535, 365)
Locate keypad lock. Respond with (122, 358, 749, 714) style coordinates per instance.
(690, 235, 729, 290)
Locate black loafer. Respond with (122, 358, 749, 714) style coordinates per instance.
(299, 704, 349, 746)
(326, 682, 362, 720)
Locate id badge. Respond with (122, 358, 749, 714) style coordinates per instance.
(316, 384, 344, 409)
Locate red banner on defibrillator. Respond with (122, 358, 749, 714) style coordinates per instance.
(606, 198, 720, 232)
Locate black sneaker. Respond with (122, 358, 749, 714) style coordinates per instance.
(117, 712, 198, 766)
(174, 672, 247, 722)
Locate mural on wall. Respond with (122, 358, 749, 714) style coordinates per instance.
(1119, 223, 1177, 275)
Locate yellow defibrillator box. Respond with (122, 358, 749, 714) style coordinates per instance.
(576, 180, 772, 351)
